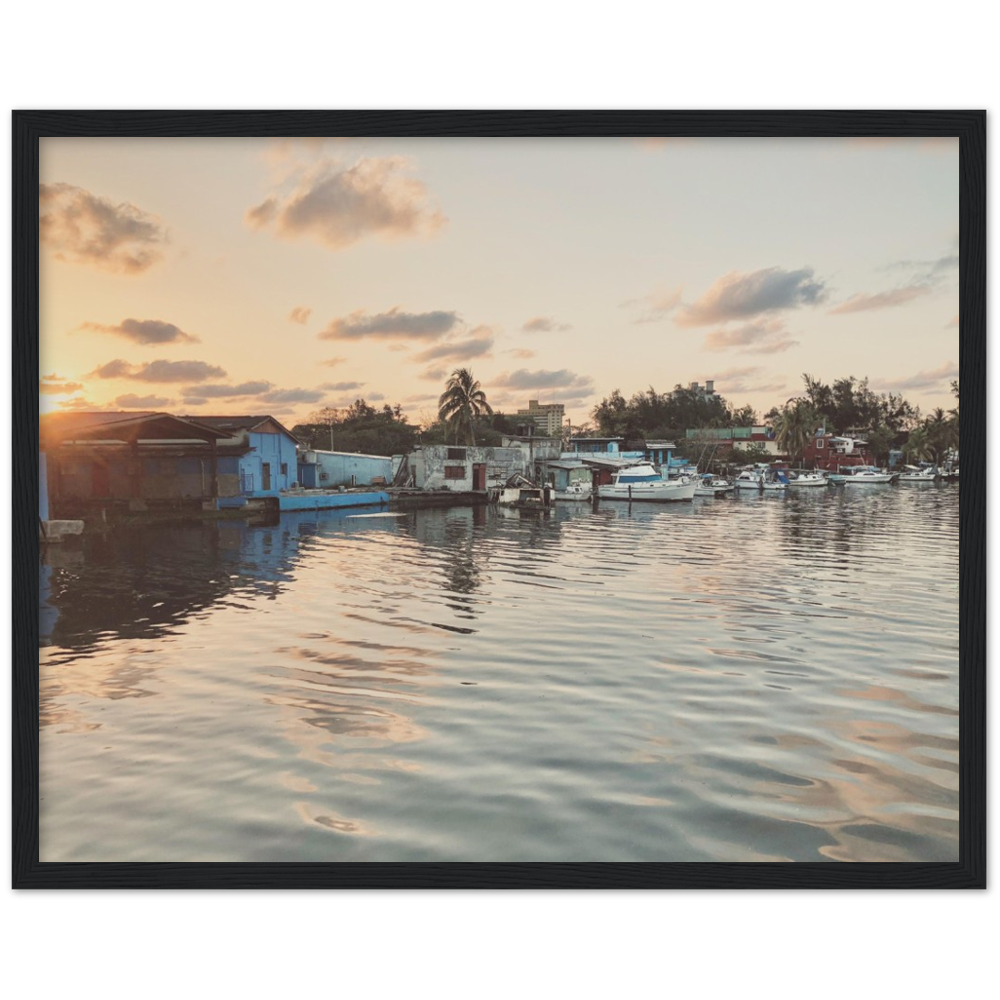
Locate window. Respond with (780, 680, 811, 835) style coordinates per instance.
(817, 439, 825, 449)
(444, 466, 465, 480)
(447, 448, 466, 460)
(281, 463, 288, 476)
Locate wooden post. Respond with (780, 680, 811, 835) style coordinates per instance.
(210, 437, 219, 498)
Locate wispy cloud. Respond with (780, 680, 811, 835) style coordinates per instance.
(489, 369, 596, 403)
(39, 375, 83, 395)
(320, 308, 459, 341)
(319, 381, 365, 392)
(413, 327, 494, 363)
(704, 319, 799, 354)
(289, 306, 312, 325)
(676, 267, 826, 327)
(883, 253, 958, 279)
(710, 366, 788, 396)
(321, 356, 348, 367)
(870, 361, 958, 392)
(259, 387, 327, 404)
(56, 397, 108, 412)
(506, 348, 536, 359)
(621, 287, 683, 324)
(522, 316, 571, 333)
(828, 284, 931, 314)
(78, 318, 199, 345)
(39, 182, 167, 274)
(180, 381, 272, 399)
(246, 155, 445, 250)
(89, 359, 227, 383)
(113, 393, 173, 408)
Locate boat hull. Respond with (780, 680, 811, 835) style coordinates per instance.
(599, 480, 696, 502)
(843, 475, 895, 485)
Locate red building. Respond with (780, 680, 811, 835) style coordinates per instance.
(800, 431, 874, 471)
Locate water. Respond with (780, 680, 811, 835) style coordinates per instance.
(39, 485, 960, 862)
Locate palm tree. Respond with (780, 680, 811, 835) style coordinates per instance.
(775, 401, 819, 465)
(438, 368, 493, 445)
(904, 425, 932, 462)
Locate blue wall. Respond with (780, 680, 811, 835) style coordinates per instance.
(299, 451, 392, 488)
(241, 431, 299, 495)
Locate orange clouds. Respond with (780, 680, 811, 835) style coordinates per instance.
(246, 156, 445, 251)
(40, 182, 167, 274)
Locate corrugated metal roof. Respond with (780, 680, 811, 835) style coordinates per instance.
(184, 415, 300, 443)
(41, 411, 230, 444)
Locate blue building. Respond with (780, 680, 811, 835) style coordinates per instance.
(297, 448, 393, 489)
(190, 416, 300, 497)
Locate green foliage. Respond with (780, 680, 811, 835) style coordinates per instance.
(774, 400, 821, 461)
(798, 373, 920, 438)
(590, 384, 749, 440)
(293, 399, 418, 456)
(438, 368, 493, 445)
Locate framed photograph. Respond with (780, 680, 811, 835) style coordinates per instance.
(14, 111, 985, 888)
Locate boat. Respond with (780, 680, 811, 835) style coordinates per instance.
(788, 471, 827, 487)
(598, 462, 696, 502)
(734, 467, 788, 492)
(694, 473, 732, 497)
(842, 466, 896, 485)
(734, 469, 765, 490)
(762, 468, 790, 492)
(896, 465, 938, 483)
(553, 482, 593, 501)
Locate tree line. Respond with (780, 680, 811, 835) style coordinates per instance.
(773, 375, 958, 465)
(293, 369, 959, 467)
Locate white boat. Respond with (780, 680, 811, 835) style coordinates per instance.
(788, 471, 827, 487)
(598, 462, 696, 502)
(842, 466, 896, 485)
(553, 482, 593, 500)
(734, 469, 765, 490)
(694, 474, 732, 496)
(896, 465, 938, 483)
(734, 468, 788, 492)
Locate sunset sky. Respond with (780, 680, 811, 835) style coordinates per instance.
(38, 136, 959, 429)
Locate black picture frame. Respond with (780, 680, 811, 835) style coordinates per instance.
(13, 110, 986, 889)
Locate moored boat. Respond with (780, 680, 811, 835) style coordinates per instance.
(788, 471, 827, 487)
(694, 474, 732, 497)
(553, 482, 593, 500)
(842, 466, 896, 485)
(734, 469, 765, 490)
(896, 465, 938, 483)
(598, 462, 696, 502)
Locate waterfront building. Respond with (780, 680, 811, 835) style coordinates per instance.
(516, 399, 565, 437)
(800, 431, 873, 470)
(409, 444, 530, 490)
(297, 448, 393, 489)
(40, 411, 234, 517)
(190, 416, 299, 496)
(684, 425, 779, 455)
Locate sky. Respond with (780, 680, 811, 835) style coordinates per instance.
(38, 136, 959, 430)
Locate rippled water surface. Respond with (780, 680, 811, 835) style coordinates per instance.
(39, 485, 960, 862)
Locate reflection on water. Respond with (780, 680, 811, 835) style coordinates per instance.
(40, 488, 960, 862)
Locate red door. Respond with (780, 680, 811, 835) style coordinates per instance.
(472, 463, 486, 490)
